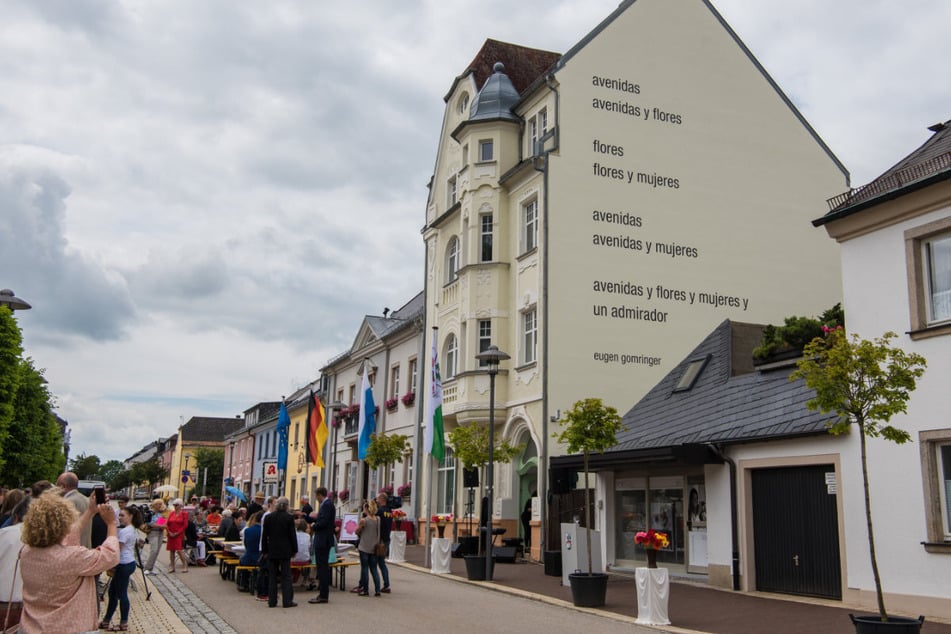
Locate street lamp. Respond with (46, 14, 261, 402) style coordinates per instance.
(183, 452, 191, 497)
(474, 344, 510, 581)
(0, 289, 31, 312)
(328, 401, 346, 490)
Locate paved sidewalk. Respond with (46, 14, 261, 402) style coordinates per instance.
(397, 545, 951, 634)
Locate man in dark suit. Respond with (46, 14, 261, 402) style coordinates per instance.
(307, 487, 335, 604)
(261, 496, 297, 608)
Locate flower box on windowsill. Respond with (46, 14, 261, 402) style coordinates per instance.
(401, 392, 416, 407)
(385, 398, 399, 411)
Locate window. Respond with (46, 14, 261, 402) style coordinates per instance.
(920, 430, 951, 550)
(528, 108, 548, 155)
(349, 385, 356, 405)
(445, 333, 458, 379)
(522, 309, 537, 364)
(478, 320, 492, 367)
(462, 143, 468, 168)
(481, 214, 493, 261)
(924, 233, 951, 324)
(523, 199, 539, 252)
(673, 355, 711, 392)
(408, 358, 418, 395)
(479, 139, 493, 162)
(458, 92, 470, 115)
(391, 365, 400, 398)
(436, 448, 456, 514)
(405, 453, 414, 491)
(447, 175, 457, 207)
(905, 219, 951, 337)
(446, 237, 460, 284)
(294, 422, 300, 447)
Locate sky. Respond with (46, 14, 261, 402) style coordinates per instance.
(2, 0, 949, 464)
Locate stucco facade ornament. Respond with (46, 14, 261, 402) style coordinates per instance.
(515, 366, 538, 385)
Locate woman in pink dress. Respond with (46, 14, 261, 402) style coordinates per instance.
(19, 490, 119, 634)
(165, 498, 189, 572)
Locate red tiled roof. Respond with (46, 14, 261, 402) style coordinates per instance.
(465, 39, 561, 95)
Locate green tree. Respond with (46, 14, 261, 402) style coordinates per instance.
(69, 453, 102, 480)
(792, 329, 926, 621)
(111, 469, 133, 493)
(0, 357, 64, 486)
(99, 460, 125, 488)
(130, 457, 168, 495)
(191, 447, 224, 498)
(0, 307, 24, 475)
(365, 433, 411, 478)
(448, 422, 522, 470)
(554, 398, 625, 577)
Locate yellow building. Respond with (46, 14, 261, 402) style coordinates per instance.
(421, 0, 846, 560)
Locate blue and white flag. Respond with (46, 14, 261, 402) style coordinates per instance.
(358, 363, 376, 460)
(277, 401, 291, 471)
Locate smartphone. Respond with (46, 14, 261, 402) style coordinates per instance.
(94, 486, 106, 505)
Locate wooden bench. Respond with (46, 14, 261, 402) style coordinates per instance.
(219, 556, 240, 580)
(329, 560, 360, 591)
(235, 564, 258, 593)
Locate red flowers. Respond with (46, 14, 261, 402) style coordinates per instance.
(634, 529, 669, 550)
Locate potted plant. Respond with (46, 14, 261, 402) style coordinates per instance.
(336, 489, 349, 504)
(754, 304, 843, 363)
(554, 397, 625, 607)
(364, 432, 410, 476)
(385, 397, 399, 411)
(430, 513, 453, 538)
(448, 422, 522, 580)
(401, 391, 416, 407)
(397, 483, 411, 499)
(793, 330, 926, 632)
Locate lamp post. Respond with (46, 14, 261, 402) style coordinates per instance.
(328, 401, 346, 490)
(0, 289, 31, 312)
(183, 452, 191, 498)
(475, 344, 510, 581)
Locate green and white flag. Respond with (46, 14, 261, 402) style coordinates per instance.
(424, 329, 445, 462)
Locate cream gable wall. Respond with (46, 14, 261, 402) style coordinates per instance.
(544, 0, 846, 424)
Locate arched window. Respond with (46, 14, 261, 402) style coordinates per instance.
(446, 237, 460, 283)
(458, 92, 470, 115)
(444, 333, 458, 379)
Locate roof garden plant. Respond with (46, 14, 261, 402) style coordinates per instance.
(754, 303, 843, 362)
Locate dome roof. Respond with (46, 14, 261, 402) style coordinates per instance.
(468, 62, 520, 123)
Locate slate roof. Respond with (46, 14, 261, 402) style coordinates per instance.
(364, 291, 424, 341)
(552, 321, 839, 470)
(613, 320, 839, 451)
(180, 416, 244, 442)
(817, 118, 951, 224)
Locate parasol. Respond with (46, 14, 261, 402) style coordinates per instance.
(225, 485, 247, 502)
(154, 484, 179, 494)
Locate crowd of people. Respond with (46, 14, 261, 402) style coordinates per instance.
(0, 478, 399, 631)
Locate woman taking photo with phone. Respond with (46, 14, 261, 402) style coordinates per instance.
(19, 490, 119, 633)
(99, 506, 142, 631)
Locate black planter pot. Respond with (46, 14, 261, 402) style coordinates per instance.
(568, 572, 609, 607)
(464, 555, 490, 580)
(850, 614, 924, 633)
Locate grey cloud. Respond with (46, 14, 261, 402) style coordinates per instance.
(0, 162, 136, 342)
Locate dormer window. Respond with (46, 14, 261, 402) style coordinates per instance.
(458, 93, 470, 115)
(673, 355, 710, 392)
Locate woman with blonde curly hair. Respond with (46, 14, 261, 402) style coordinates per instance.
(19, 490, 119, 633)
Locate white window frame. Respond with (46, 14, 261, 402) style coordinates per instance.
(447, 175, 457, 207)
(480, 213, 493, 262)
(478, 319, 492, 367)
(446, 237, 460, 284)
(522, 308, 537, 365)
(444, 334, 458, 379)
(436, 448, 456, 514)
(923, 232, 951, 325)
(523, 198, 539, 253)
(479, 139, 493, 162)
(391, 365, 400, 399)
(408, 358, 418, 395)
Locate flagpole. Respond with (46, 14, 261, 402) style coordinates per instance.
(424, 453, 435, 568)
(423, 326, 439, 569)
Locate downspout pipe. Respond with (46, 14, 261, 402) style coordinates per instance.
(707, 442, 740, 590)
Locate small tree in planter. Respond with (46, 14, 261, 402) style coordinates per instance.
(448, 422, 522, 579)
(554, 398, 624, 607)
(365, 432, 410, 481)
(792, 330, 926, 631)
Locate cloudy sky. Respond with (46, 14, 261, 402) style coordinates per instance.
(2, 0, 949, 464)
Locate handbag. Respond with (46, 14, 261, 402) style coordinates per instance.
(2, 547, 22, 634)
(374, 541, 387, 557)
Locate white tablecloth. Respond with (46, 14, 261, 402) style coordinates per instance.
(635, 566, 671, 625)
(388, 531, 406, 563)
(430, 537, 451, 574)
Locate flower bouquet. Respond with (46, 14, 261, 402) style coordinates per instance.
(392, 508, 407, 530)
(431, 513, 453, 537)
(635, 529, 669, 568)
